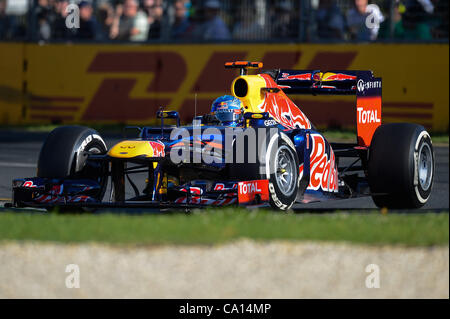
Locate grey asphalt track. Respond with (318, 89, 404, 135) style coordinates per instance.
(0, 130, 448, 211)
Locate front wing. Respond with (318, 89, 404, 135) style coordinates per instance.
(10, 177, 271, 210)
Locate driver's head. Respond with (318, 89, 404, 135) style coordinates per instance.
(211, 95, 244, 127)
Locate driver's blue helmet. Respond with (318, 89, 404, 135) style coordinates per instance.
(211, 95, 244, 127)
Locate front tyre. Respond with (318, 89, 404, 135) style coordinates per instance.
(227, 128, 299, 211)
(368, 123, 434, 209)
(266, 134, 299, 210)
(37, 126, 108, 200)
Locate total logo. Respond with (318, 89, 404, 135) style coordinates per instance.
(237, 180, 269, 203)
(357, 107, 381, 124)
(357, 79, 381, 92)
(239, 181, 262, 194)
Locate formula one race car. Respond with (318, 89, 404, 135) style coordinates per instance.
(10, 61, 434, 211)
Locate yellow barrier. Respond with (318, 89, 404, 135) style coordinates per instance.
(0, 43, 448, 131)
(0, 43, 25, 124)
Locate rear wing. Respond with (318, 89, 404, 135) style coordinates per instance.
(266, 69, 368, 95)
(263, 69, 382, 147)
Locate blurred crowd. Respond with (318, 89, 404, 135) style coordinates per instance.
(0, 0, 448, 42)
(314, 0, 448, 41)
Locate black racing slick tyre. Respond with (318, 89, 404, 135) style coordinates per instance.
(37, 126, 108, 200)
(368, 123, 434, 209)
(228, 128, 299, 210)
(265, 131, 299, 210)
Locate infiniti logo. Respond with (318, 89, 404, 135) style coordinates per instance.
(357, 79, 365, 92)
(357, 79, 381, 92)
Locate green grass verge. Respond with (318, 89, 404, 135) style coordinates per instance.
(0, 208, 448, 246)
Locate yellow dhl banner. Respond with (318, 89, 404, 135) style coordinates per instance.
(0, 42, 448, 131)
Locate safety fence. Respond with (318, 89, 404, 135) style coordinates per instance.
(0, 0, 448, 43)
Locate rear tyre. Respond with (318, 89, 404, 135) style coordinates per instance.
(37, 126, 108, 200)
(368, 123, 434, 209)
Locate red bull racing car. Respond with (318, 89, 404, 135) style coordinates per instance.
(9, 61, 434, 211)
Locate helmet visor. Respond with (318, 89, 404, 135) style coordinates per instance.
(214, 109, 241, 123)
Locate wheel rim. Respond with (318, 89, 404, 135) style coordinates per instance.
(88, 146, 101, 154)
(275, 145, 296, 196)
(84, 145, 108, 199)
(418, 143, 432, 191)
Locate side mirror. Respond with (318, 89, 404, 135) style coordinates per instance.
(156, 110, 180, 127)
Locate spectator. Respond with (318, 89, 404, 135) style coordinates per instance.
(142, 0, 155, 18)
(346, 0, 384, 41)
(110, 0, 148, 41)
(0, 0, 13, 39)
(270, 1, 299, 39)
(52, 0, 69, 39)
(315, 0, 346, 40)
(73, 1, 98, 40)
(171, 0, 192, 39)
(96, 1, 115, 40)
(432, 0, 449, 39)
(378, 0, 406, 39)
(35, 0, 53, 40)
(402, 0, 435, 40)
(193, 0, 230, 40)
(232, 2, 264, 40)
(147, 1, 164, 39)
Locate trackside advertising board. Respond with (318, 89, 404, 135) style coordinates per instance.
(0, 43, 448, 131)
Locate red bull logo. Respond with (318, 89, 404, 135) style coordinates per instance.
(149, 141, 165, 157)
(258, 74, 312, 130)
(321, 73, 357, 81)
(279, 72, 356, 82)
